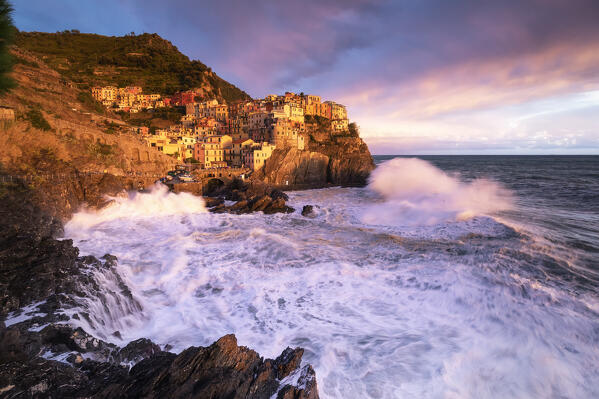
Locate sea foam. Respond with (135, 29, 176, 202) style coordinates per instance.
(62, 171, 599, 399)
(67, 183, 207, 229)
(364, 158, 512, 226)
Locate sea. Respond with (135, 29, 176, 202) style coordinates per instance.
(64, 155, 599, 398)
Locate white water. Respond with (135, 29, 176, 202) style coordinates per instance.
(364, 158, 512, 226)
(64, 160, 599, 398)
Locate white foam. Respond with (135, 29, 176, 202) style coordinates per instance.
(67, 183, 206, 230)
(62, 184, 599, 399)
(364, 158, 512, 226)
(4, 301, 46, 327)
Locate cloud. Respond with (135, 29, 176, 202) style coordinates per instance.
(13, 0, 599, 153)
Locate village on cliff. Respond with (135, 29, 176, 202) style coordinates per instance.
(91, 86, 352, 172)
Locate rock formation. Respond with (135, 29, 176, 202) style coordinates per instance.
(256, 127, 374, 188)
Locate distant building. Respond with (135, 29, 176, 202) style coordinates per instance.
(243, 142, 276, 171)
(0, 106, 15, 121)
(325, 101, 347, 121)
(231, 138, 254, 167)
(331, 119, 349, 132)
(193, 135, 232, 168)
(171, 91, 196, 106)
(267, 117, 305, 149)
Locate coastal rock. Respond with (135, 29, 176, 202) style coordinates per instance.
(250, 195, 273, 212)
(114, 338, 162, 365)
(0, 331, 318, 399)
(102, 334, 318, 399)
(203, 196, 225, 208)
(204, 180, 295, 215)
(258, 148, 329, 187)
(301, 205, 315, 217)
(315, 136, 375, 186)
(270, 189, 289, 201)
(0, 180, 81, 316)
(255, 131, 374, 188)
(213, 195, 294, 215)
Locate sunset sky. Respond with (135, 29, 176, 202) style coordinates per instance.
(13, 0, 599, 154)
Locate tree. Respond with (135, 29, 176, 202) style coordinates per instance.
(0, 0, 15, 94)
(348, 122, 359, 137)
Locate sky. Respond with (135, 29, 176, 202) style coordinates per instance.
(12, 0, 599, 154)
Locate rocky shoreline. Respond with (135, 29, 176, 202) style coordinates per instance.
(0, 178, 319, 398)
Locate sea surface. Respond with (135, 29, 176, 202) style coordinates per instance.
(64, 155, 599, 398)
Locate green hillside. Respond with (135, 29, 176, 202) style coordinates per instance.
(15, 30, 251, 102)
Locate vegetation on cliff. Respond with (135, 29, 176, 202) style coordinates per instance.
(15, 30, 251, 102)
(0, 0, 15, 93)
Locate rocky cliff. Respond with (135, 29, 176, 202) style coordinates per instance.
(1, 47, 177, 219)
(257, 124, 374, 188)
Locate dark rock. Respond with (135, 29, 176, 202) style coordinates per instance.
(274, 347, 304, 379)
(264, 198, 294, 215)
(221, 194, 295, 215)
(0, 333, 318, 399)
(203, 196, 225, 208)
(230, 189, 247, 201)
(301, 205, 315, 217)
(103, 334, 318, 399)
(210, 203, 227, 213)
(270, 189, 289, 201)
(276, 364, 319, 399)
(250, 195, 273, 212)
(229, 199, 249, 212)
(203, 178, 225, 197)
(114, 338, 162, 365)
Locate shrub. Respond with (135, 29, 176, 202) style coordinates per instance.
(25, 109, 52, 131)
(0, 0, 16, 93)
(348, 122, 359, 137)
(77, 91, 104, 114)
(88, 141, 114, 158)
(13, 55, 39, 68)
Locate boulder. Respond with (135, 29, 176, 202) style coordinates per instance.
(114, 338, 162, 365)
(203, 196, 225, 208)
(250, 195, 273, 212)
(301, 205, 315, 217)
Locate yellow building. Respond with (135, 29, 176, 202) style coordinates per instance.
(332, 119, 349, 132)
(231, 138, 255, 167)
(267, 118, 305, 149)
(145, 136, 182, 159)
(272, 104, 304, 123)
(178, 136, 197, 160)
(194, 135, 232, 168)
(92, 86, 117, 102)
(243, 142, 276, 171)
(325, 101, 348, 120)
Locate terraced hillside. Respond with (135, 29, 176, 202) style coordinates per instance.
(15, 30, 250, 102)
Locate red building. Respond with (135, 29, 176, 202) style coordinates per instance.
(171, 91, 196, 106)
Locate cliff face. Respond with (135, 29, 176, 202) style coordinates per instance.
(259, 148, 329, 187)
(1, 47, 177, 219)
(257, 127, 375, 188)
